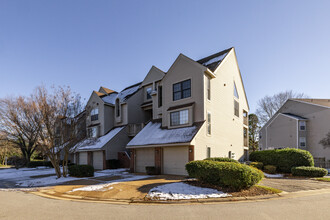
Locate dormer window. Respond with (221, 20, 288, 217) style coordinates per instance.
(115, 99, 120, 117)
(91, 108, 99, 121)
(173, 79, 191, 101)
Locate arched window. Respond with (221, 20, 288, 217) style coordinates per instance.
(116, 99, 120, 117)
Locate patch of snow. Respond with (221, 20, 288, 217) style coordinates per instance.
(5, 168, 128, 188)
(75, 127, 124, 151)
(102, 92, 118, 105)
(202, 53, 227, 66)
(263, 173, 284, 178)
(117, 85, 140, 101)
(147, 182, 231, 200)
(127, 121, 200, 146)
(72, 174, 150, 192)
(0, 167, 56, 181)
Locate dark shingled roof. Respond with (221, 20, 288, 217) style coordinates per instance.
(197, 48, 232, 72)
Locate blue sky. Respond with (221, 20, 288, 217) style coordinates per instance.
(0, 0, 329, 113)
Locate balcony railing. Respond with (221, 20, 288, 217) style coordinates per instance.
(127, 123, 144, 137)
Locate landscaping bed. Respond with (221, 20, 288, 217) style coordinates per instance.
(184, 180, 281, 197)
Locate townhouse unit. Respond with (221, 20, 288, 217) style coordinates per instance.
(73, 47, 249, 174)
(127, 47, 249, 175)
(259, 99, 330, 164)
(73, 84, 149, 169)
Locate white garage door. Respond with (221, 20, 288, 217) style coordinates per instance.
(135, 148, 155, 173)
(163, 147, 188, 176)
(79, 152, 88, 165)
(93, 151, 104, 170)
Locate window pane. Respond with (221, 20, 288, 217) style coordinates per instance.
(173, 91, 181, 101)
(182, 89, 191, 98)
(173, 83, 181, 92)
(146, 87, 152, 100)
(171, 112, 180, 126)
(180, 110, 189, 124)
(182, 79, 191, 90)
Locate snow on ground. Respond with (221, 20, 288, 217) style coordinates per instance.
(0, 167, 129, 188)
(72, 174, 150, 192)
(263, 173, 284, 178)
(146, 182, 231, 200)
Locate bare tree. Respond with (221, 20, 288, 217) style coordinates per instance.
(319, 131, 330, 149)
(256, 90, 307, 125)
(34, 86, 84, 178)
(0, 97, 41, 164)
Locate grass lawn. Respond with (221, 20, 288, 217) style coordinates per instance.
(0, 165, 12, 168)
(315, 177, 330, 182)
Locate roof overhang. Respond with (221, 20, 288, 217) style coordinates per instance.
(204, 69, 216, 78)
(127, 142, 192, 149)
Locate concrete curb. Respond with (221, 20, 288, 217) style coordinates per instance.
(28, 186, 330, 205)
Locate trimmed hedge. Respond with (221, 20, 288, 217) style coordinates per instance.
(68, 165, 94, 177)
(185, 160, 264, 190)
(264, 165, 277, 174)
(27, 161, 53, 168)
(250, 148, 314, 173)
(250, 162, 263, 170)
(204, 157, 239, 163)
(291, 166, 328, 177)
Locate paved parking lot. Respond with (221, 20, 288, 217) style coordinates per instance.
(259, 177, 330, 192)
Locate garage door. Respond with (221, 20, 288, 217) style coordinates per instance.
(93, 151, 104, 170)
(135, 148, 155, 173)
(79, 152, 88, 165)
(163, 147, 188, 175)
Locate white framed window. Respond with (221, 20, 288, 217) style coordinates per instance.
(207, 147, 211, 158)
(170, 109, 189, 126)
(299, 121, 306, 131)
(207, 112, 211, 135)
(299, 137, 306, 147)
(91, 108, 99, 121)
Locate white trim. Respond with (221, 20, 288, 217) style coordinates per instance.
(296, 120, 299, 149)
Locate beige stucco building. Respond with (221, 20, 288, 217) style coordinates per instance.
(259, 99, 330, 164)
(127, 47, 249, 175)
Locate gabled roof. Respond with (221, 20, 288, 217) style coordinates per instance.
(197, 48, 232, 72)
(127, 121, 204, 147)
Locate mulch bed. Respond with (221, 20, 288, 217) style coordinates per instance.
(184, 180, 275, 197)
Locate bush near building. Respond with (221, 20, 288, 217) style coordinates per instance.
(68, 165, 94, 177)
(185, 160, 264, 190)
(204, 157, 239, 163)
(250, 148, 314, 173)
(250, 162, 263, 170)
(264, 165, 277, 174)
(291, 166, 328, 177)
